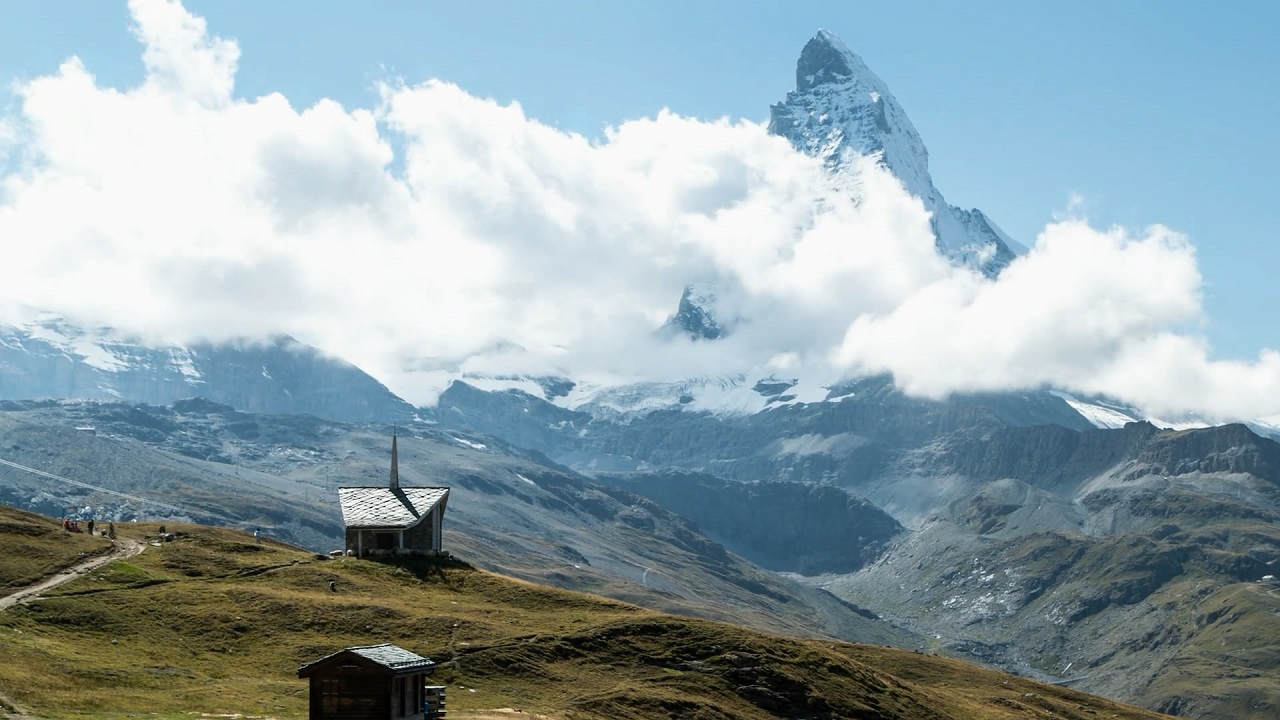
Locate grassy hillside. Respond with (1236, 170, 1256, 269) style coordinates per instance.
(0, 505, 1174, 720)
(0, 505, 112, 591)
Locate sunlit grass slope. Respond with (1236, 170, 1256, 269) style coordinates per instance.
(0, 504, 112, 591)
(0, 506, 1174, 720)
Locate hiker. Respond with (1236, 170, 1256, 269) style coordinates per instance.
(254, 528, 261, 542)
(107, 521, 116, 539)
(63, 518, 70, 531)
(88, 519, 95, 536)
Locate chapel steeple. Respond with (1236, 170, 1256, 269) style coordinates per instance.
(390, 429, 400, 490)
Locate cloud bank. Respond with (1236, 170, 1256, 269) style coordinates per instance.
(2, 0, 1278, 420)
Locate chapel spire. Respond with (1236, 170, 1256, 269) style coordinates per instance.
(390, 429, 400, 490)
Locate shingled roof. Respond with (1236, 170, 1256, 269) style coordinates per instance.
(297, 643, 435, 677)
(337, 486, 449, 529)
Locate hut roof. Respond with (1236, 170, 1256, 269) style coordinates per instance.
(297, 643, 436, 677)
(337, 486, 449, 529)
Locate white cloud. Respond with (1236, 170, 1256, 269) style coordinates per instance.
(2, 0, 1279, 421)
(837, 223, 1203, 400)
(129, 0, 239, 107)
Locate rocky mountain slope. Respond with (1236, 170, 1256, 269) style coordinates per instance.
(798, 422, 1280, 719)
(0, 318, 415, 423)
(434, 378, 1280, 719)
(4, 340, 1271, 714)
(0, 398, 913, 647)
(435, 374, 1094, 486)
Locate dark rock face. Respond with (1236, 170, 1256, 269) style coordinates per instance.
(795, 30, 858, 91)
(915, 420, 1280, 493)
(0, 326, 198, 408)
(662, 286, 724, 340)
(599, 471, 902, 575)
(1136, 424, 1280, 483)
(438, 381, 588, 455)
(916, 421, 1161, 490)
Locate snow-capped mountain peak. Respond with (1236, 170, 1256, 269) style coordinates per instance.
(770, 30, 1023, 277)
(665, 30, 1022, 342)
(773, 31, 923, 177)
(796, 29, 884, 93)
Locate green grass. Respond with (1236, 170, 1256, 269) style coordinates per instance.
(1135, 581, 1280, 718)
(0, 506, 1176, 720)
(0, 505, 113, 591)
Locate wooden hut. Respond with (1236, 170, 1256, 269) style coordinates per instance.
(338, 434, 450, 557)
(297, 643, 444, 720)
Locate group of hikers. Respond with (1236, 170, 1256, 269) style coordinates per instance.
(62, 517, 115, 538)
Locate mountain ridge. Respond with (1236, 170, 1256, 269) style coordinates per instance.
(0, 317, 415, 424)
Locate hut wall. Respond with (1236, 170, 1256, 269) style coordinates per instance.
(402, 515, 436, 552)
(308, 670, 389, 720)
(390, 674, 427, 719)
(344, 528, 361, 554)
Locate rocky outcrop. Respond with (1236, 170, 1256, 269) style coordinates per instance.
(662, 285, 725, 340)
(1136, 424, 1280, 484)
(913, 421, 1160, 490)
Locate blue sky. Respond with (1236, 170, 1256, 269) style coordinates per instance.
(1, 1, 1278, 415)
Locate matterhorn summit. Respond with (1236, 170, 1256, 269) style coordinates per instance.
(769, 29, 1024, 276)
(668, 30, 1023, 340)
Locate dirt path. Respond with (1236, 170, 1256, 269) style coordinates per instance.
(0, 538, 144, 612)
(458, 707, 558, 712)
(0, 538, 145, 717)
(0, 689, 29, 719)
